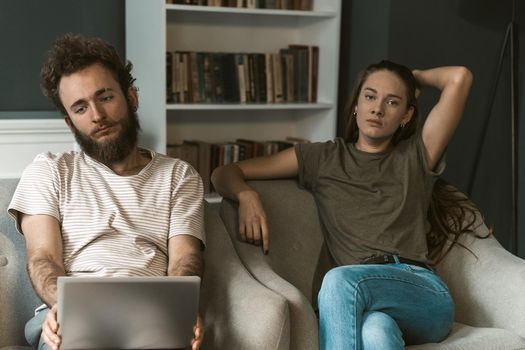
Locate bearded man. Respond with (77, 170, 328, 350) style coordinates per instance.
(8, 33, 205, 350)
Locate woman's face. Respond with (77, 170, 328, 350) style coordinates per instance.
(355, 70, 413, 148)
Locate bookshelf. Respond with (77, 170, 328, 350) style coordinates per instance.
(125, 0, 341, 154)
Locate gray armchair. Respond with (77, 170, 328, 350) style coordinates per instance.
(220, 180, 525, 350)
(0, 178, 291, 350)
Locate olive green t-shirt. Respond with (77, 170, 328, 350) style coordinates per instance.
(295, 133, 445, 266)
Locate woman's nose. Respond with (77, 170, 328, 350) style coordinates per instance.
(371, 103, 384, 117)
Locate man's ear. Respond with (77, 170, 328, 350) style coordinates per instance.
(128, 87, 138, 112)
(64, 115, 74, 131)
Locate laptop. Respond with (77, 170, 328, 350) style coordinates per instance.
(57, 276, 200, 350)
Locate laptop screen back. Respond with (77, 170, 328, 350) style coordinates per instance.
(57, 276, 200, 350)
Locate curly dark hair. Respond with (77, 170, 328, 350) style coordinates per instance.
(40, 33, 136, 115)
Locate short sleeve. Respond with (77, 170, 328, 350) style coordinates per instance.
(8, 154, 60, 234)
(169, 164, 205, 247)
(295, 141, 335, 190)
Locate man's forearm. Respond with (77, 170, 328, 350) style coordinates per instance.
(27, 256, 66, 306)
(167, 251, 203, 277)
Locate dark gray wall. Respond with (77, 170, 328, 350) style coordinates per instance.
(518, 0, 525, 258)
(0, 0, 124, 116)
(338, 0, 523, 256)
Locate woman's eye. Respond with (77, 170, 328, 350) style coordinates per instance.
(387, 99, 399, 106)
(365, 94, 375, 100)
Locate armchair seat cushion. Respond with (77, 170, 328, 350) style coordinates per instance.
(407, 322, 525, 349)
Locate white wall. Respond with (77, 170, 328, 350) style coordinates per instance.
(0, 119, 75, 178)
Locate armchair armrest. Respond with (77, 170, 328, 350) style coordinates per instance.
(436, 228, 525, 339)
(201, 203, 290, 350)
(219, 180, 325, 350)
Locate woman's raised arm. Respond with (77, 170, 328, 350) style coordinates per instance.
(414, 66, 473, 170)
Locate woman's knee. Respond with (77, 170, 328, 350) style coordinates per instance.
(362, 311, 404, 350)
(318, 266, 355, 306)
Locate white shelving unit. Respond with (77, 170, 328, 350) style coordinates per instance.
(126, 0, 341, 154)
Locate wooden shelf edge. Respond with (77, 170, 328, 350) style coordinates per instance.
(166, 102, 334, 111)
(165, 4, 336, 18)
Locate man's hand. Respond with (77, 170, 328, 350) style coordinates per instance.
(191, 315, 204, 350)
(238, 190, 270, 254)
(41, 304, 61, 350)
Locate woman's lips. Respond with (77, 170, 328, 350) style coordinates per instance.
(366, 119, 383, 127)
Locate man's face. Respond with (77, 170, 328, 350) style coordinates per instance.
(58, 63, 140, 165)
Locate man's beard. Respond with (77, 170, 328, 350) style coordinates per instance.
(70, 104, 141, 166)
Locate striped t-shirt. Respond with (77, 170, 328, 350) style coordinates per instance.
(8, 149, 205, 277)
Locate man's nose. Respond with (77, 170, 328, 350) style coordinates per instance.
(91, 102, 106, 122)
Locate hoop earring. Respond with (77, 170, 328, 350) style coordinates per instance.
(400, 122, 406, 128)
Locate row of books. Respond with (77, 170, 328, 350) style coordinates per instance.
(166, 0, 313, 10)
(167, 137, 309, 193)
(166, 45, 319, 104)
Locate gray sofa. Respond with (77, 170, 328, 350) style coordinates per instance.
(220, 180, 525, 350)
(0, 178, 291, 350)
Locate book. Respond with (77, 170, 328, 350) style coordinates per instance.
(184, 140, 212, 193)
(254, 53, 267, 102)
(189, 52, 200, 103)
(165, 46, 319, 104)
(311, 46, 319, 102)
(265, 53, 274, 103)
(236, 54, 247, 103)
(280, 49, 295, 102)
(236, 138, 264, 158)
(221, 54, 240, 103)
(288, 45, 310, 103)
(166, 52, 173, 102)
(272, 53, 284, 103)
(167, 143, 199, 172)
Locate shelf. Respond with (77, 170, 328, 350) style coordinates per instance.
(165, 4, 337, 18)
(166, 102, 334, 111)
(126, 0, 341, 153)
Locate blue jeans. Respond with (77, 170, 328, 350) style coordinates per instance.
(25, 306, 51, 350)
(318, 262, 454, 350)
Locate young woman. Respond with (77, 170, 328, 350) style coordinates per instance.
(212, 60, 474, 349)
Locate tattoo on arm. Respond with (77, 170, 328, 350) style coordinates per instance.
(27, 256, 66, 307)
(168, 251, 204, 277)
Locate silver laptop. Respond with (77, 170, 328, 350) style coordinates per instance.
(57, 276, 200, 350)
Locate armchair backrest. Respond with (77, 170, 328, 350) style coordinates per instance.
(0, 178, 42, 348)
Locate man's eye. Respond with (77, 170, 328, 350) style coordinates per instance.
(74, 106, 87, 114)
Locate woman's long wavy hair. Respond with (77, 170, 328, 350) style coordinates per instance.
(345, 60, 490, 262)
